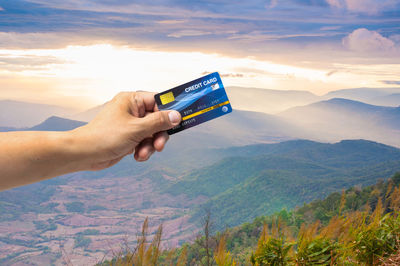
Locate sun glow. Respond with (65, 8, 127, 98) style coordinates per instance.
(0, 44, 398, 108)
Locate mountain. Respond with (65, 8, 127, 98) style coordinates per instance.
(371, 93, 400, 107)
(279, 98, 400, 147)
(0, 116, 87, 132)
(227, 87, 399, 115)
(0, 126, 17, 132)
(226, 86, 319, 114)
(0, 100, 77, 128)
(27, 116, 87, 131)
(323, 88, 400, 106)
(165, 139, 400, 228)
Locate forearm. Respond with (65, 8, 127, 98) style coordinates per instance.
(0, 130, 90, 191)
(0, 92, 180, 191)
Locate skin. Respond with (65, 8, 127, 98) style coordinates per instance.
(0, 91, 181, 191)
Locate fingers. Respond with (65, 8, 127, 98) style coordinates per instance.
(153, 131, 169, 152)
(135, 110, 181, 138)
(128, 91, 158, 114)
(134, 131, 169, 161)
(130, 93, 146, 117)
(134, 138, 155, 162)
(135, 91, 158, 112)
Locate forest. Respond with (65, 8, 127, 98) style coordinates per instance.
(100, 172, 400, 265)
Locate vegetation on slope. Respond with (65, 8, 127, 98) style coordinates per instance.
(102, 172, 400, 265)
(166, 140, 400, 229)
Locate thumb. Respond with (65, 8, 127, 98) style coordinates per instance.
(137, 110, 181, 137)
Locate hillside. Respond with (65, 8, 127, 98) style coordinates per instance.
(102, 172, 400, 265)
(165, 140, 400, 228)
(169, 173, 400, 265)
(0, 100, 77, 128)
(279, 98, 400, 147)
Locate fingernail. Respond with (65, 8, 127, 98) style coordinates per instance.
(168, 111, 181, 124)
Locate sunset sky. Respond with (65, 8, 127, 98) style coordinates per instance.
(0, 0, 399, 109)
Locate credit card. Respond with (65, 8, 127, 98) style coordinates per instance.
(155, 72, 232, 135)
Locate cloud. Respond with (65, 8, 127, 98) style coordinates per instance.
(390, 34, 400, 43)
(326, 0, 343, 8)
(381, 80, 400, 85)
(326, 0, 400, 14)
(320, 26, 341, 31)
(342, 28, 398, 53)
(157, 20, 185, 24)
(326, 70, 338, 76)
(0, 0, 399, 70)
(228, 31, 337, 42)
(0, 31, 103, 49)
(0, 6, 4, 11)
(167, 30, 212, 38)
(0, 54, 66, 71)
(267, 0, 278, 8)
(202, 71, 245, 78)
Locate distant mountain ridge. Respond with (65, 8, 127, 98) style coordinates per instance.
(279, 98, 400, 147)
(371, 93, 400, 107)
(0, 116, 87, 132)
(1, 98, 399, 150)
(1, 92, 399, 153)
(323, 87, 400, 106)
(0, 100, 77, 128)
(1, 86, 398, 128)
(28, 116, 87, 131)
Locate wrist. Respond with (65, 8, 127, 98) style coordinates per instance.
(58, 127, 93, 172)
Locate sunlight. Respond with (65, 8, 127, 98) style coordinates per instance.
(0, 44, 398, 107)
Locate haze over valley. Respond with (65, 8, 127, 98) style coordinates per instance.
(0, 85, 399, 264)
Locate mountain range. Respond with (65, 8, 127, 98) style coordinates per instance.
(2, 96, 398, 149)
(226, 86, 399, 114)
(323, 87, 400, 106)
(0, 100, 77, 128)
(2, 86, 398, 129)
(165, 139, 400, 228)
(279, 98, 400, 147)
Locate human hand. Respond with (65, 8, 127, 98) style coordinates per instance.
(72, 91, 181, 171)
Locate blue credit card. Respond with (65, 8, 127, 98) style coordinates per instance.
(155, 72, 232, 135)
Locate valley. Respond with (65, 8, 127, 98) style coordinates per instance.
(0, 86, 399, 265)
(1, 139, 399, 265)
(0, 172, 198, 265)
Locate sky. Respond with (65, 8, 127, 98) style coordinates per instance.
(0, 0, 399, 109)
